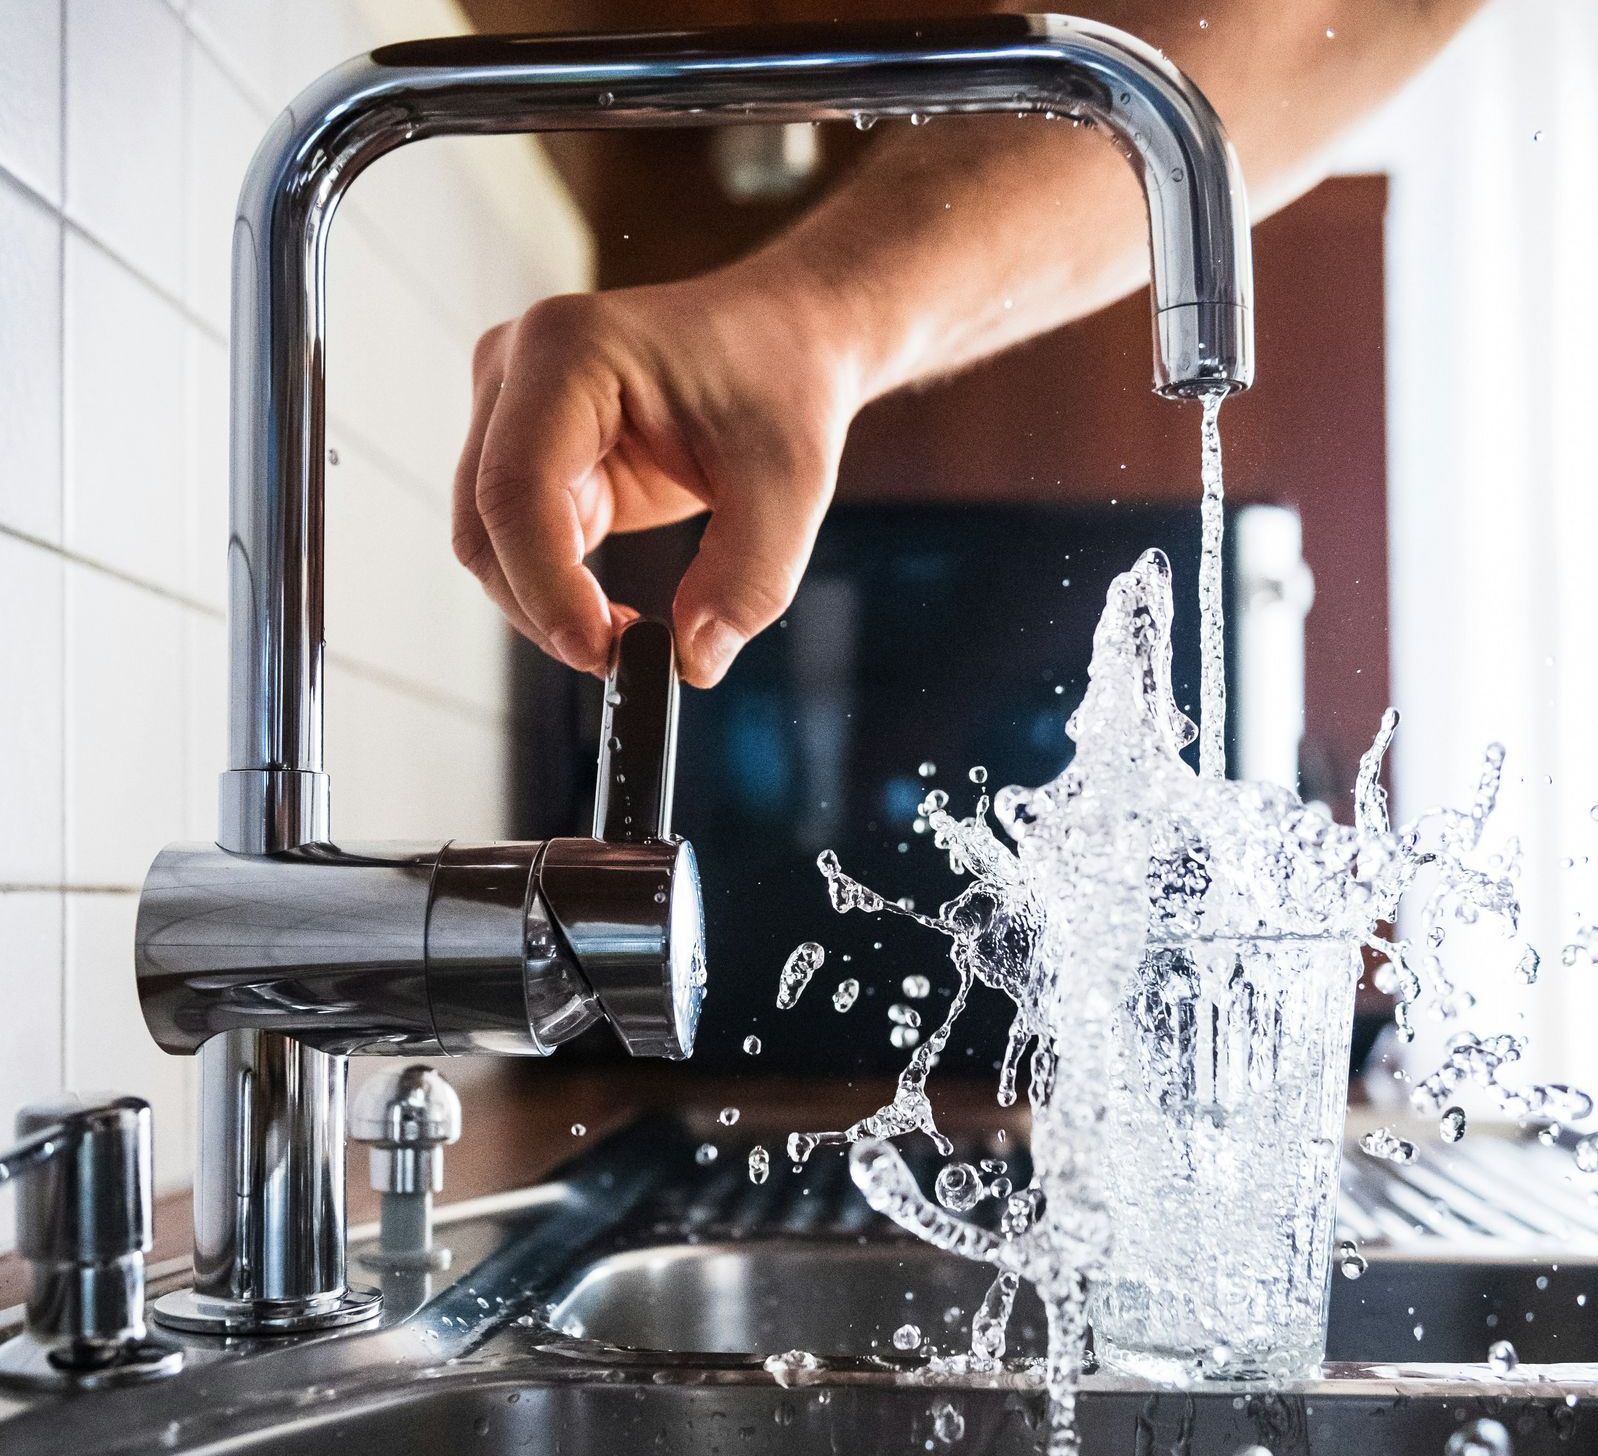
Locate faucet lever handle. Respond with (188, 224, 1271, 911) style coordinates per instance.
(593, 617, 679, 843)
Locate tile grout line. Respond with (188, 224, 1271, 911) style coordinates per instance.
(56, 0, 71, 1092)
(0, 152, 228, 356)
(0, 885, 141, 897)
(2, 521, 511, 726)
(0, 521, 225, 620)
(178, 15, 197, 849)
(177, 10, 505, 351)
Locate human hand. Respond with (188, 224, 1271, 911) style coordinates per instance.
(453, 257, 868, 687)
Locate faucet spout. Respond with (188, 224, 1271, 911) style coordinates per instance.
(225, 14, 1252, 842)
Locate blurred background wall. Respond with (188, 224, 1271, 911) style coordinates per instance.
(1331, 0, 1598, 1091)
(0, 0, 592, 1249)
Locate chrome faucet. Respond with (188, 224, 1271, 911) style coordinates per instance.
(131, 14, 1252, 1337)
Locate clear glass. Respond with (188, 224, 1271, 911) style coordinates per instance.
(1090, 935, 1359, 1383)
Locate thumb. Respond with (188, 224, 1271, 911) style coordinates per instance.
(672, 450, 833, 688)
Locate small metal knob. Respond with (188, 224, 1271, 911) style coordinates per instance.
(0, 1094, 182, 1388)
(350, 1066, 461, 1270)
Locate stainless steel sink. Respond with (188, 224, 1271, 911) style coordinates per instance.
(549, 1235, 1598, 1368)
(551, 1237, 1052, 1358)
(3, 1118, 1597, 1455)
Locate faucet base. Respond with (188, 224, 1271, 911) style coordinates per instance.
(151, 1283, 381, 1336)
(0, 1329, 184, 1390)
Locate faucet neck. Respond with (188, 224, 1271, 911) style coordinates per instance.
(222, 15, 1251, 854)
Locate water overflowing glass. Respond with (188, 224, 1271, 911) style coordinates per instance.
(758, 393, 1573, 1452)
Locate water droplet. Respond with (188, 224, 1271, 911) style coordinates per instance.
(1170, 166, 1185, 183)
(832, 978, 860, 1012)
(892, 1322, 922, 1350)
(1446, 1418, 1512, 1456)
(1532, 129, 1544, 142)
(908, 112, 925, 127)
(1440, 1106, 1467, 1142)
(742, 1035, 762, 1055)
(935, 1161, 983, 1212)
(1325, 27, 1336, 38)
(748, 1144, 770, 1184)
(787, 1131, 818, 1164)
(852, 111, 877, 131)
(968, 765, 988, 785)
(932, 1403, 965, 1445)
(597, 91, 614, 107)
(326, 447, 340, 466)
(1337, 1239, 1367, 1279)
(777, 941, 825, 1009)
(888, 1003, 921, 1027)
(718, 1106, 740, 1126)
(1413, 1322, 1425, 1341)
(570, 1122, 586, 1137)
(918, 760, 937, 778)
(1359, 1126, 1417, 1164)
(762, 1348, 818, 1387)
(694, 1143, 719, 1166)
(1575, 1135, 1598, 1173)
(902, 974, 931, 999)
(1487, 1338, 1518, 1375)
(1197, 15, 1209, 28)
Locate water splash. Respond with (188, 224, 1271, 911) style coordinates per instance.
(768, 535, 1572, 1449)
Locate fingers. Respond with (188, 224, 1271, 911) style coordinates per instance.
(457, 303, 619, 675)
(672, 443, 834, 688)
(453, 338, 561, 661)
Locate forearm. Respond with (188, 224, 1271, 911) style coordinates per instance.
(738, 0, 1486, 401)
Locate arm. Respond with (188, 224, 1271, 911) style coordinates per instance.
(453, 0, 1485, 687)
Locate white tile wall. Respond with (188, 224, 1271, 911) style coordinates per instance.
(0, 0, 64, 206)
(0, 894, 64, 1250)
(0, 173, 63, 543)
(0, 0, 593, 1251)
(63, 234, 189, 591)
(64, 0, 186, 297)
(0, 535, 64, 887)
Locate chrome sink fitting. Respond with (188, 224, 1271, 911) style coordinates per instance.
(0, 1095, 182, 1387)
(129, 13, 1252, 1339)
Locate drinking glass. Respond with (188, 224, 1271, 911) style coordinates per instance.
(1089, 934, 1360, 1382)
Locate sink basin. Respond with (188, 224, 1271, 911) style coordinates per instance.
(551, 1236, 1050, 1358)
(550, 1235, 1598, 1366)
(4, 1118, 1597, 1456)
